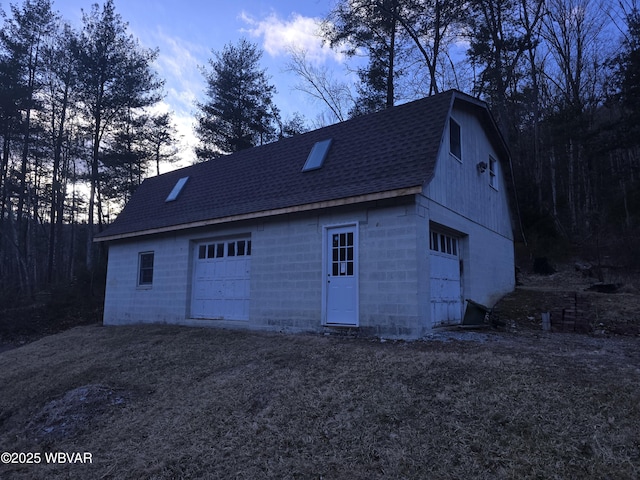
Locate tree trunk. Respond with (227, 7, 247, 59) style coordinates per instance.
(0, 131, 10, 224)
(48, 83, 69, 284)
(87, 104, 102, 272)
(550, 147, 558, 218)
(568, 138, 577, 231)
(386, 1, 396, 108)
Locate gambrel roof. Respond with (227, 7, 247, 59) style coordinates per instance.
(95, 90, 510, 242)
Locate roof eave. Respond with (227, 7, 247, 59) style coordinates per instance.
(94, 186, 423, 243)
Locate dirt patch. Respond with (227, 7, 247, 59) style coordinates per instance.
(27, 384, 131, 443)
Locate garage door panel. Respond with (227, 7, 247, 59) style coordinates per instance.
(430, 230, 462, 327)
(191, 239, 251, 320)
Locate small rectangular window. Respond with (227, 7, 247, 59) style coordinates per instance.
(430, 230, 459, 258)
(138, 252, 154, 286)
(489, 156, 498, 189)
(199, 239, 250, 259)
(450, 119, 461, 160)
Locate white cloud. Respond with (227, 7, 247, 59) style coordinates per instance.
(240, 11, 343, 65)
(151, 29, 206, 104)
(145, 28, 209, 166)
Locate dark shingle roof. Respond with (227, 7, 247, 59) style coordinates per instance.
(96, 90, 503, 241)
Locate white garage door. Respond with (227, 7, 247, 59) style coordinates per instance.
(429, 230, 463, 326)
(191, 239, 251, 320)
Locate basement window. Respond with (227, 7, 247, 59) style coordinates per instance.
(302, 139, 332, 172)
(165, 176, 189, 202)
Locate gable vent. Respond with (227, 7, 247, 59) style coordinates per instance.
(302, 139, 333, 172)
(165, 176, 189, 202)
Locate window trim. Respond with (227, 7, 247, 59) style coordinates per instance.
(449, 118, 462, 162)
(138, 251, 154, 287)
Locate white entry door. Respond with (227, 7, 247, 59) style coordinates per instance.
(429, 230, 463, 326)
(191, 239, 251, 320)
(325, 226, 358, 326)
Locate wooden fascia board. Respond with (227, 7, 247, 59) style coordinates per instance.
(94, 186, 423, 242)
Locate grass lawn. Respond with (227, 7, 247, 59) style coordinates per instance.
(1, 324, 639, 479)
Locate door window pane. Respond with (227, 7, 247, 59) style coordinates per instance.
(331, 230, 355, 276)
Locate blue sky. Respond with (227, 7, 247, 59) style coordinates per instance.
(54, 0, 352, 165)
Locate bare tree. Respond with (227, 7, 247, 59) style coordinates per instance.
(542, 0, 609, 111)
(467, 0, 546, 136)
(541, 0, 609, 229)
(285, 48, 354, 124)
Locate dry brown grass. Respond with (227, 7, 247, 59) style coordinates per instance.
(1, 324, 639, 480)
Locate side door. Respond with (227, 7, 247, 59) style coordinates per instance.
(429, 230, 463, 326)
(324, 225, 358, 326)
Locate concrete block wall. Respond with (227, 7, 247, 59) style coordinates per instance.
(247, 200, 425, 338)
(358, 202, 422, 338)
(103, 195, 512, 338)
(103, 233, 191, 325)
(249, 214, 324, 331)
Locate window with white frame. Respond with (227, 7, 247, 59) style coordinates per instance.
(430, 231, 458, 257)
(138, 252, 154, 286)
(197, 239, 252, 259)
(489, 156, 498, 189)
(450, 118, 461, 160)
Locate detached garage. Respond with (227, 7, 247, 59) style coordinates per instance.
(96, 90, 516, 339)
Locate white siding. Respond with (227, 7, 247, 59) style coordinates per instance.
(420, 103, 515, 310)
(424, 106, 513, 240)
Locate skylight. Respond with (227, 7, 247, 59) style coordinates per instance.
(302, 139, 333, 172)
(165, 176, 189, 202)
